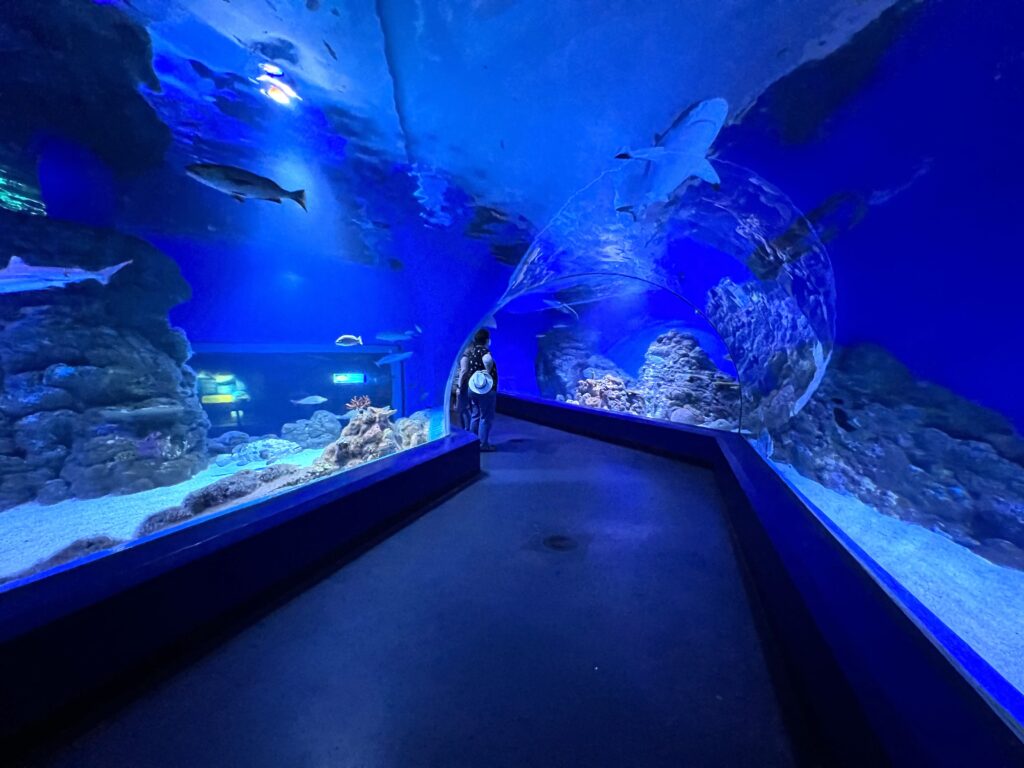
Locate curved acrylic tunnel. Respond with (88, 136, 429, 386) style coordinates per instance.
(487, 275, 747, 432)
(461, 159, 836, 440)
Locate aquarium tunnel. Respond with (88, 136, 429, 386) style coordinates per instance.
(1, 0, 1023, 765)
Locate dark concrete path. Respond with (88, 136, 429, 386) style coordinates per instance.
(30, 418, 794, 768)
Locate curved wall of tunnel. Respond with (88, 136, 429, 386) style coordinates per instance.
(450, 159, 836, 442)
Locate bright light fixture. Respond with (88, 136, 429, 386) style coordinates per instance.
(254, 69, 301, 106)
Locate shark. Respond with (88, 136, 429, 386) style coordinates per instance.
(0, 256, 132, 294)
(613, 97, 729, 219)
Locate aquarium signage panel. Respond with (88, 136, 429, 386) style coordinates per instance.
(332, 372, 367, 385)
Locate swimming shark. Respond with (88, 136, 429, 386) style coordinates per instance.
(0, 256, 132, 294)
(613, 97, 729, 218)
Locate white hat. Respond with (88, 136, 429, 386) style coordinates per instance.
(468, 370, 494, 395)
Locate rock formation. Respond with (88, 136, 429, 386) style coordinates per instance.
(136, 464, 298, 538)
(0, 211, 207, 509)
(637, 331, 740, 429)
(566, 375, 645, 416)
(213, 437, 302, 467)
(135, 402, 435, 539)
(706, 277, 827, 431)
(281, 409, 343, 449)
(317, 404, 401, 470)
(543, 328, 740, 429)
(771, 345, 1024, 570)
(536, 329, 633, 399)
(393, 410, 432, 449)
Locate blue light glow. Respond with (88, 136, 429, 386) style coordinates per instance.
(332, 373, 367, 385)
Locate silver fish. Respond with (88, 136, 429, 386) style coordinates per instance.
(291, 395, 328, 405)
(0, 256, 131, 294)
(186, 163, 307, 210)
(376, 331, 414, 342)
(375, 351, 413, 366)
(334, 334, 363, 346)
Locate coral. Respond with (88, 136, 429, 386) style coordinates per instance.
(771, 345, 1024, 570)
(567, 375, 645, 417)
(0, 211, 207, 510)
(637, 331, 740, 429)
(281, 409, 343, 449)
(346, 395, 372, 410)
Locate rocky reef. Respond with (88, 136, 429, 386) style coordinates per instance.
(637, 331, 740, 429)
(135, 403, 434, 538)
(0, 212, 207, 509)
(214, 437, 302, 468)
(542, 328, 740, 429)
(567, 375, 645, 416)
(319, 403, 401, 469)
(705, 277, 828, 432)
(537, 330, 633, 400)
(281, 409, 343, 449)
(771, 345, 1024, 570)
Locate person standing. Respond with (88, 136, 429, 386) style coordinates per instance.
(459, 328, 497, 451)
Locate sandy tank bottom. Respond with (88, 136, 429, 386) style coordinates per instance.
(773, 461, 1024, 701)
(0, 447, 327, 580)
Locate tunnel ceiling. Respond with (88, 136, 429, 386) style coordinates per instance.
(39, 0, 899, 228)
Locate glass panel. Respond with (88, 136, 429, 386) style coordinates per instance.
(493, 275, 744, 432)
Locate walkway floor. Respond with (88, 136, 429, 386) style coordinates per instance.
(29, 418, 795, 767)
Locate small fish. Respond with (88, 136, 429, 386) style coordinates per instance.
(376, 351, 413, 366)
(292, 395, 328, 405)
(551, 323, 570, 329)
(377, 331, 414, 342)
(323, 40, 337, 60)
(387, 258, 403, 271)
(335, 334, 363, 346)
(413, 324, 423, 335)
(186, 163, 307, 210)
(0, 256, 131, 294)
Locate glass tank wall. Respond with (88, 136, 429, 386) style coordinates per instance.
(1, 0, 1022, 730)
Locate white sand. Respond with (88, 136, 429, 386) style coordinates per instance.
(774, 461, 1024, 698)
(0, 448, 325, 579)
